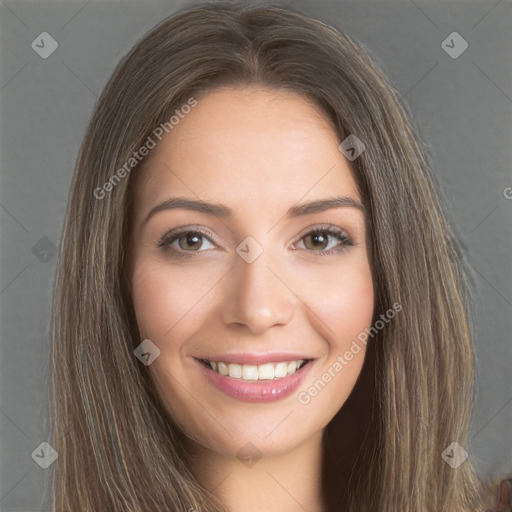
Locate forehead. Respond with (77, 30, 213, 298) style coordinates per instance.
(132, 86, 360, 216)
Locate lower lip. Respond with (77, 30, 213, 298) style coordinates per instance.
(195, 358, 314, 402)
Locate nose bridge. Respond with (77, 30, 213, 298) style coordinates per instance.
(221, 244, 298, 334)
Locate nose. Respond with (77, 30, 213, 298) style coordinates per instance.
(221, 251, 299, 335)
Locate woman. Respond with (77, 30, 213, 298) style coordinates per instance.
(48, 1, 510, 510)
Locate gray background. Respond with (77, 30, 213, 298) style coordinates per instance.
(0, 0, 511, 510)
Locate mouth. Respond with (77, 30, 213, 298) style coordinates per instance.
(199, 358, 310, 381)
(194, 356, 315, 402)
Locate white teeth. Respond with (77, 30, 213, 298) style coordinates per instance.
(242, 365, 259, 381)
(275, 362, 287, 378)
(206, 359, 307, 380)
(258, 363, 275, 380)
(228, 363, 242, 378)
(218, 362, 228, 376)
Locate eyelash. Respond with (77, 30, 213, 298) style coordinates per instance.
(156, 225, 354, 259)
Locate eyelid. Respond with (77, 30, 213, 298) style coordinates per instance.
(293, 222, 351, 241)
(159, 225, 218, 242)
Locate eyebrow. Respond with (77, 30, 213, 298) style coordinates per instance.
(142, 195, 364, 228)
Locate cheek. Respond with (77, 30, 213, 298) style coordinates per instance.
(296, 258, 374, 411)
(130, 258, 214, 340)
(304, 256, 375, 346)
(129, 260, 212, 432)
(328, 273, 374, 342)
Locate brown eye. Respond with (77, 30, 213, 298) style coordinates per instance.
(303, 232, 329, 250)
(177, 232, 204, 251)
(297, 227, 354, 255)
(157, 229, 216, 257)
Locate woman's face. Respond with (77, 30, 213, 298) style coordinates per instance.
(125, 86, 374, 460)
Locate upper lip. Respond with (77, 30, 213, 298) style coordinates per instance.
(195, 352, 313, 365)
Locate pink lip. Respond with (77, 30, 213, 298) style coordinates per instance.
(195, 352, 311, 365)
(195, 357, 315, 402)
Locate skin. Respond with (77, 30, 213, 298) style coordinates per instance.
(125, 85, 374, 512)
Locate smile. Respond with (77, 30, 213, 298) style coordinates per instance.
(195, 357, 314, 402)
(202, 359, 308, 381)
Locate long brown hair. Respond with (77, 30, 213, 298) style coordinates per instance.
(48, 1, 502, 510)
